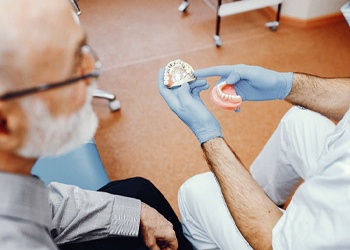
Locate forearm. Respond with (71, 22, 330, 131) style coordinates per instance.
(49, 182, 141, 245)
(202, 138, 282, 250)
(285, 73, 350, 122)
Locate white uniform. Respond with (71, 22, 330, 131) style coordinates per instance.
(179, 106, 350, 249)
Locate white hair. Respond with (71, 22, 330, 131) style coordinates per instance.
(17, 82, 98, 158)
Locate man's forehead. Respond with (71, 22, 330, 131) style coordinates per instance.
(0, 0, 79, 43)
(0, 0, 86, 90)
(0, 0, 71, 18)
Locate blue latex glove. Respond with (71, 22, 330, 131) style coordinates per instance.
(158, 68, 223, 144)
(195, 64, 294, 101)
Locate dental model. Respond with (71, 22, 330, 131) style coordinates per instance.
(210, 81, 242, 111)
(164, 59, 196, 88)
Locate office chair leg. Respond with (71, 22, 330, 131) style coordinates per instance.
(178, 0, 189, 12)
(93, 89, 121, 112)
(214, 0, 222, 47)
(68, 2, 119, 112)
(265, 3, 282, 31)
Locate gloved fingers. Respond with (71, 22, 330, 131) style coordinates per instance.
(172, 82, 190, 96)
(194, 66, 233, 79)
(233, 84, 248, 101)
(189, 78, 207, 90)
(218, 66, 248, 101)
(228, 64, 259, 83)
(190, 79, 209, 95)
(173, 83, 197, 105)
(173, 80, 207, 97)
(158, 68, 204, 95)
(224, 70, 242, 85)
(191, 82, 210, 96)
(214, 76, 228, 86)
(218, 64, 260, 86)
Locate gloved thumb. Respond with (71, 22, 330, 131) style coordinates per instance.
(191, 80, 210, 96)
(173, 83, 196, 106)
(224, 71, 240, 85)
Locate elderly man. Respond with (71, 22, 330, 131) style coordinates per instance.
(158, 63, 350, 250)
(0, 1, 191, 250)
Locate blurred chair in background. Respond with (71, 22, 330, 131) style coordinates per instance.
(70, 0, 121, 112)
(31, 140, 110, 190)
(179, 0, 283, 47)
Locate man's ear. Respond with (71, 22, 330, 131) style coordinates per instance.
(0, 102, 25, 152)
(0, 103, 11, 150)
(0, 101, 9, 130)
(0, 113, 8, 133)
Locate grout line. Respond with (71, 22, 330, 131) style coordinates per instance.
(102, 31, 271, 72)
(102, 44, 214, 72)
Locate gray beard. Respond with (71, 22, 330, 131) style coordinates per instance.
(17, 85, 98, 158)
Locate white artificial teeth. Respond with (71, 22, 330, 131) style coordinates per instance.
(164, 59, 196, 88)
(216, 81, 241, 103)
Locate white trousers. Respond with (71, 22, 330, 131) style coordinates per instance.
(178, 106, 336, 250)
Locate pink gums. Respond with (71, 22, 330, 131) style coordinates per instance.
(210, 84, 242, 111)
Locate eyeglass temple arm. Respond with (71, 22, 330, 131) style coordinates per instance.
(69, 0, 81, 16)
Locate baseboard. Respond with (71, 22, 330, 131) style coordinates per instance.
(264, 7, 346, 28)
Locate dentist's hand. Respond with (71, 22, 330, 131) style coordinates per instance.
(158, 68, 222, 144)
(195, 64, 294, 101)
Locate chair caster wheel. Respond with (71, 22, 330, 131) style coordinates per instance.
(178, 1, 189, 12)
(265, 21, 279, 32)
(214, 35, 222, 47)
(109, 99, 121, 112)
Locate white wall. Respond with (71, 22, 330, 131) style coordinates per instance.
(277, 0, 349, 20)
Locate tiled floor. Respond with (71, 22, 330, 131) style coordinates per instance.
(79, 0, 350, 216)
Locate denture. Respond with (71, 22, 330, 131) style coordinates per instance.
(164, 59, 196, 88)
(210, 81, 242, 111)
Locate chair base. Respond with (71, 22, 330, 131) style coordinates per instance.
(93, 89, 121, 112)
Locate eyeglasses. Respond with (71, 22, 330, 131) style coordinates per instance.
(0, 45, 102, 101)
(69, 0, 81, 16)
